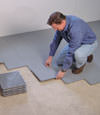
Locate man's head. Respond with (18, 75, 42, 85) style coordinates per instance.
(47, 12, 66, 31)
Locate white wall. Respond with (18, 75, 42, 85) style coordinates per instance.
(0, 0, 100, 37)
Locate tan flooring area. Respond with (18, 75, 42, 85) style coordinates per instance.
(0, 64, 100, 115)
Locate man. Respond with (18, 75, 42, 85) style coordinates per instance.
(45, 12, 98, 79)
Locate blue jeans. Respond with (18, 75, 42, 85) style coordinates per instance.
(56, 40, 98, 68)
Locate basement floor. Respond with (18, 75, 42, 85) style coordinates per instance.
(0, 64, 100, 115)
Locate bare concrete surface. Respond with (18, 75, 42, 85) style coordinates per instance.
(0, 64, 100, 115)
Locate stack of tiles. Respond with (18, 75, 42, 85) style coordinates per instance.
(0, 71, 26, 97)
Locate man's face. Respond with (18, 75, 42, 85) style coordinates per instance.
(51, 20, 66, 31)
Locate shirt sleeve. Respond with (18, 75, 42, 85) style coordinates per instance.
(62, 27, 84, 71)
(49, 31, 62, 56)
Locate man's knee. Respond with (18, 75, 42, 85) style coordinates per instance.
(74, 51, 86, 62)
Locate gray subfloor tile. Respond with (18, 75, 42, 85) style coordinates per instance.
(0, 71, 26, 96)
(2, 89, 26, 97)
(0, 71, 26, 90)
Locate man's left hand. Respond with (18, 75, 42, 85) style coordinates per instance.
(56, 71, 66, 79)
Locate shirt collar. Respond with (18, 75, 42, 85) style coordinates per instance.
(63, 16, 69, 32)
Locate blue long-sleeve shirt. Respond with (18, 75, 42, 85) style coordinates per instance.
(49, 15, 97, 71)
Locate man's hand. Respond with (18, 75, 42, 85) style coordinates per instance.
(45, 56, 53, 67)
(56, 70, 66, 79)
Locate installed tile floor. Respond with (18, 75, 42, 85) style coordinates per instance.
(0, 21, 100, 83)
(0, 63, 100, 115)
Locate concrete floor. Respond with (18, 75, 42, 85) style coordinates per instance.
(0, 64, 100, 115)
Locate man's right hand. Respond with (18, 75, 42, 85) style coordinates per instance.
(45, 56, 53, 67)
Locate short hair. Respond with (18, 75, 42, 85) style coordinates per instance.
(47, 12, 66, 25)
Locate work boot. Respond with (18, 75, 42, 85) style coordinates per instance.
(72, 64, 86, 74)
(87, 54, 93, 63)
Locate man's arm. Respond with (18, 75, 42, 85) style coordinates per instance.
(49, 31, 62, 56)
(62, 27, 84, 71)
(45, 31, 62, 67)
(56, 27, 84, 79)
